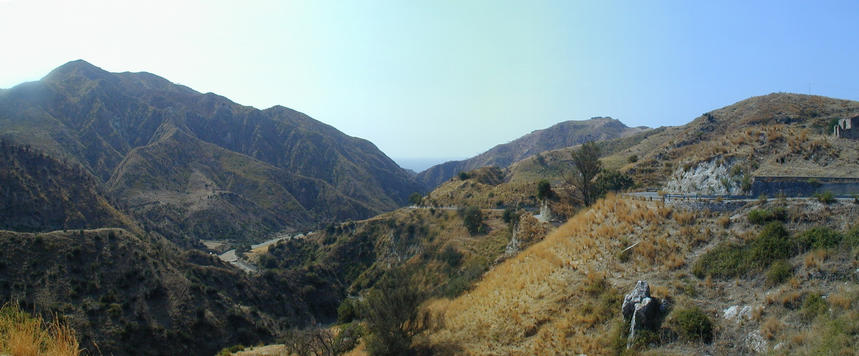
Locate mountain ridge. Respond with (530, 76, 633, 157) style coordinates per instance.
(0, 60, 422, 243)
(416, 117, 648, 188)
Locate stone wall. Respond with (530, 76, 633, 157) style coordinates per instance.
(751, 176, 859, 197)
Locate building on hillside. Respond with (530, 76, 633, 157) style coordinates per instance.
(833, 115, 859, 139)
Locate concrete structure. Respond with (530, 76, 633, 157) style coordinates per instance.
(751, 176, 859, 197)
(833, 116, 859, 139)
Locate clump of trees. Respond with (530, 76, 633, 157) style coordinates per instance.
(536, 179, 554, 200)
(408, 192, 423, 206)
(565, 142, 635, 206)
(460, 206, 485, 235)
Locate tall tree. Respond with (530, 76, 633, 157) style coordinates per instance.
(565, 142, 602, 206)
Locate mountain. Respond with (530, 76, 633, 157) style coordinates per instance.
(0, 139, 137, 233)
(607, 93, 859, 190)
(0, 60, 422, 244)
(416, 117, 648, 188)
(0, 228, 320, 356)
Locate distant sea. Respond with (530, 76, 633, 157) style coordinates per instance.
(393, 157, 462, 173)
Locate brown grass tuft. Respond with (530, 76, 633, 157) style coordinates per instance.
(761, 316, 782, 340)
(0, 303, 80, 356)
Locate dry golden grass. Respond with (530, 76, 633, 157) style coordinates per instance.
(803, 249, 827, 269)
(717, 215, 731, 228)
(761, 316, 782, 340)
(0, 303, 80, 356)
(422, 194, 696, 354)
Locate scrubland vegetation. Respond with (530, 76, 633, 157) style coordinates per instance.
(0, 303, 80, 356)
(409, 194, 859, 355)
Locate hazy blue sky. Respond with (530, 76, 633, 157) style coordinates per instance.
(2, 1, 858, 170)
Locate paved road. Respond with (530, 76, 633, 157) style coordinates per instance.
(218, 233, 299, 273)
(626, 191, 855, 202)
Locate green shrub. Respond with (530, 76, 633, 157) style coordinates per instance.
(668, 307, 713, 343)
(845, 225, 859, 247)
(746, 222, 792, 270)
(408, 192, 422, 206)
(337, 298, 358, 324)
(438, 245, 463, 268)
(216, 344, 245, 356)
(796, 226, 843, 252)
(815, 191, 836, 204)
(596, 170, 635, 194)
(801, 293, 828, 321)
(502, 207, 520, 225)
(458, 171, 470, 180)
(693, 222, 790, 278)
(747, 208, 786, 225)
(536, 180, 553, 200)
(460, 206, 485, 235)
(363, 269, 425, 356)
(692, 242, 746, 278)
(765, 260, 792, 286)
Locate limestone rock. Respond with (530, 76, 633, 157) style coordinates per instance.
(622, 280, 661, 330)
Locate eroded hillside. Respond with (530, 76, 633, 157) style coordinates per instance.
(0, 60, 422, 244)
(420, 195, 859, 355)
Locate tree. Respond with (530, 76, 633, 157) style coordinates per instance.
(408, 192, 422, 206)
(460, 206, 485, 235)
(565, 142, 602, 206)
(536, 180, 553, 200)
(595, 170, 634, 194)
(363, 269, 426, 356)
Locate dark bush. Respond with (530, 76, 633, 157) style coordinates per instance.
(692, 242, 746, 278)
(815, 191, 835, 204)
(408, 192, 422, 206)
(668, 307, 713, 343)
(438, 245, 463, 268)
(337, 298, 358, 324)
(536, 180, 553, 200)
(796, 227, 843, 252)
(596, 170, 635, 194)
(460, 206, 485, 235)
(801, 293, 828, 321)
(746, 222, 792, 270)
(363, 270, 425, 356)
(502, 207, 520, 225)
(766, 260, 793, 286)
(747, 208, 786, 225)
(693, 222, 790, 278)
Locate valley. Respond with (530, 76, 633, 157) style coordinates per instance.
(1, 62, 858, 356)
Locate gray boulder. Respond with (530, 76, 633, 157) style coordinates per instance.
(622, 280, 660, 330)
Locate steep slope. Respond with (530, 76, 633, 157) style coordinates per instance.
(422, 195, 859, 355)
(0, 139, 136, 232)
(0, 228, 318, 356)
(610, 93, 859, 190)
(417, 117, 647, 188)
(0, 60, 422, 243)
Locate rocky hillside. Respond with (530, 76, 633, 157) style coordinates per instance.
(416, 117, 648, 188)
(420, 195, 859, 355)
(0, 228, 320, 356)
(0, 139, 136, 233)
(608, 93, 859, 192)
(0, 60, 422, 243)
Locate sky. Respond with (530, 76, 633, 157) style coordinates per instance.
(2, 1, 859, 171)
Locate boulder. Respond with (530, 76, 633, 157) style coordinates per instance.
(622, 280, 660, 330)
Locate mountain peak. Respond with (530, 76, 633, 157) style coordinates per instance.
(43, 59, 109, 82)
